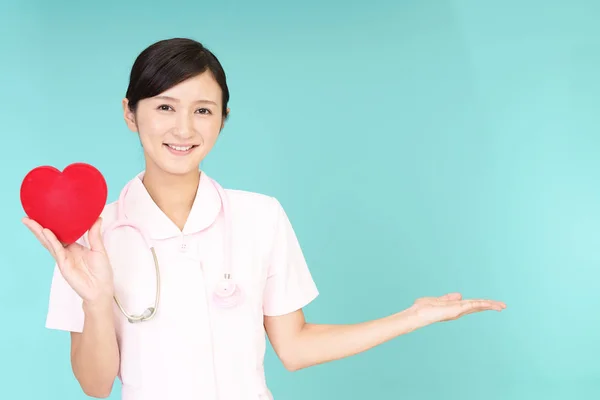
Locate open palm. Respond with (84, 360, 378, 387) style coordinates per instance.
(22, 216, 114, 304)
(410, 292, 506, 326)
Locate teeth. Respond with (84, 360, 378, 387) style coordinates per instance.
(167, 144, 193, 151)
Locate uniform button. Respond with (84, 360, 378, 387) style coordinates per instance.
(180, 242, 188, 252)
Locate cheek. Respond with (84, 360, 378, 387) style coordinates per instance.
(139, 118, 171, 137)
(137, 124, 171, 152)
(137, 134, 158, 158)
(198, 118, 223, 140)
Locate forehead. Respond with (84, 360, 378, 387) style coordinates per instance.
(157, 71, 222, 103)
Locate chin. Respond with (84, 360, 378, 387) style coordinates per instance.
(147, 159, 200, 177)
(163, 164, 200, 176)
(144, 149, 202, 177)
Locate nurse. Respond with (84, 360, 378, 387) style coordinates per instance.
(23, 38, 506, 400)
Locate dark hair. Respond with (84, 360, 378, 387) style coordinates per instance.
(125, 38, 230, 118)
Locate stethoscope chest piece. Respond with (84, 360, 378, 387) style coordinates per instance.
(107, 175, 242, 323)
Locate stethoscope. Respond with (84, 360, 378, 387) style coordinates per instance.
(102, 175, 242, 323)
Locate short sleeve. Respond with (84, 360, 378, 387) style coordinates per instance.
(262, 199, 319, 317)
(45, 236, 88, 333)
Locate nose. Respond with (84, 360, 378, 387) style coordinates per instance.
(174, 112, 195, 139)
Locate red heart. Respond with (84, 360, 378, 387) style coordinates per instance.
(20, 162, 108, 244)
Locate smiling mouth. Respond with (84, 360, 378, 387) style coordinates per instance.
(164, 143, 198, 152)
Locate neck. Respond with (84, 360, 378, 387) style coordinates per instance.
(142, 167, 201, 231)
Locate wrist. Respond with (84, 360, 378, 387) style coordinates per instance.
(82, 297, 114, 316)
(393, 306, 428, 333)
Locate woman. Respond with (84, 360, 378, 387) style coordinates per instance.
(23, 38, 505, 400)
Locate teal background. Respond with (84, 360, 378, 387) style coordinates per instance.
(2, 0, 599, 399)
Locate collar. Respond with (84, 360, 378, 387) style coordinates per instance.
(122, 171, 222, 240)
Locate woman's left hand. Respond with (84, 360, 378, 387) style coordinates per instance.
(408, 292, 506, 326)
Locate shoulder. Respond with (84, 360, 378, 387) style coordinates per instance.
(99, 200, 120, 224)
(224, 188, 284, 226)
(222, 188, 303, 261)
(222, 188, 301, 245)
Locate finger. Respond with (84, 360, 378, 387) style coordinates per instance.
(460, 299, 504, 312)
(458, 304, 504, 320)
(22, 217, 42, 231)
(481, 299, 506, 310)
(23, 221, 49, 248)
(22, 218, 52, 251)
(87, 217, 106, 252)
(438, 292, 462, 301)
(42, 228, 68, 265)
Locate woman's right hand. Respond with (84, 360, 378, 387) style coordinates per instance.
(22, 216, 115, 306)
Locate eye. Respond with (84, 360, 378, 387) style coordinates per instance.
(195, 108, 212, 115)
(157, 104, 173, 111)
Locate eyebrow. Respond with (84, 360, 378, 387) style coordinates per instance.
(153, 95, 217, 105)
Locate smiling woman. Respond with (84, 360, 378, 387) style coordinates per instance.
(21, 37, 506, 400)
(122, 39, 229, 180)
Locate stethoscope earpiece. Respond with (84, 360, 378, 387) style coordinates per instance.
(143, 307, 155, 318)
(126, 307, 156, 324)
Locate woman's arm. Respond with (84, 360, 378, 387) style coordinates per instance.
(264, 308, 421, 372)
(264, 293, 505, 371)
(70, 299, 120, 398)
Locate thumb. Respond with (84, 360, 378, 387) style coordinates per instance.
(439, 292, 462, 301)
(87, 217, 106, 252)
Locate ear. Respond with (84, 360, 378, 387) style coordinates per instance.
(220, 107, 230, 131)
(122, 98, 138, 132)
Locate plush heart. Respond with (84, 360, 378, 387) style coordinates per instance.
(20, 163, 108, 244)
